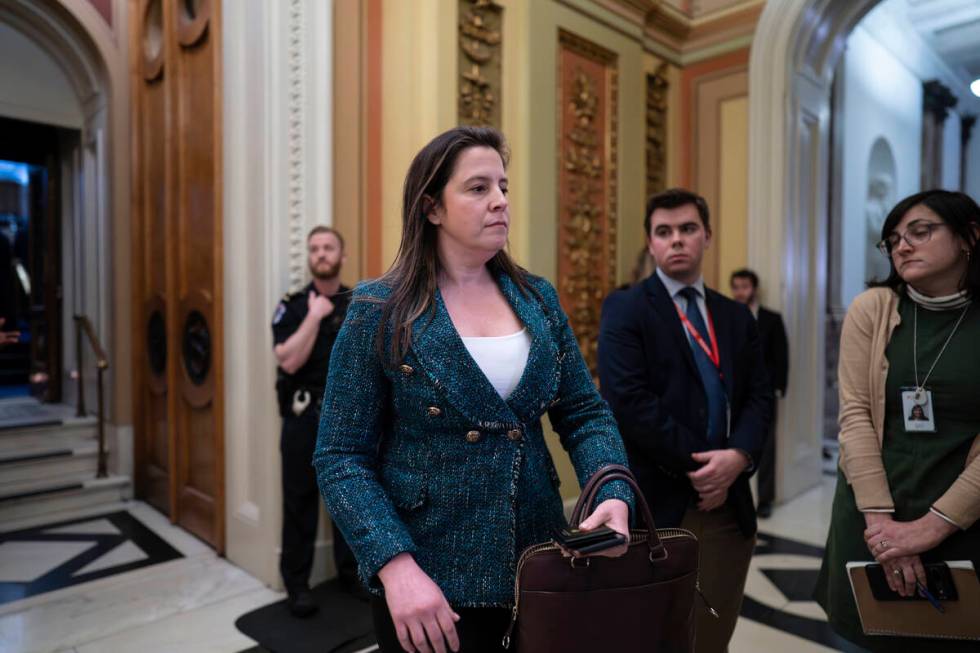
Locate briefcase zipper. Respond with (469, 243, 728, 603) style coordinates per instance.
(502, 528, 696, 649)
(503, 541, 556, 649)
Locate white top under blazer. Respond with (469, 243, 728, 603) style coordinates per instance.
(460, 328, 532, 400)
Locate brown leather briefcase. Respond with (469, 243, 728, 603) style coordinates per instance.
(503, 464, 702, 652)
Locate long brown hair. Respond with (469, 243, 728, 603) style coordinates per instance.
(371, 126, 535, 366)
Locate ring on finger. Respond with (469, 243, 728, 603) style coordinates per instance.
(893, 568, 902, 577)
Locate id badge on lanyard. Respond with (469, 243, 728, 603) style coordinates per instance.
(900, 386, 936, 433)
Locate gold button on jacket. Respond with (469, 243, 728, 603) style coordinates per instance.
(465, 430, 482, 443)
(507, 428, 523, 441)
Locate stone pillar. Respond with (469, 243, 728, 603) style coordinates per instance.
(960, 114, 976, 192)
(921, 79, 957, 190)
(222, 0, 333, 587)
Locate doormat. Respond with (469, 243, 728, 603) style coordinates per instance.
(235, 579, 375, 653)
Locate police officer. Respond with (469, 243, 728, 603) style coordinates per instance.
(272, 225, 355, 617)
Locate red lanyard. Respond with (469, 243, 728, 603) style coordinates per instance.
(673, 300, 721, 371)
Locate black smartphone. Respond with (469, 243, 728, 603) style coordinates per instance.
(554, 526, 626, 555)
(866, 562, 958, 601)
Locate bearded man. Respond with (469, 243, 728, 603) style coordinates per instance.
(272, 225, 358, 615)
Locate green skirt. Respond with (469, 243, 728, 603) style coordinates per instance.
(814, 468, 980, 652)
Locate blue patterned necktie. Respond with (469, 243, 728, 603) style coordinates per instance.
(678, 287, 727, 445)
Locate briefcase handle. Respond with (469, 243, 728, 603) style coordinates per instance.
(569, 464, 666, 560)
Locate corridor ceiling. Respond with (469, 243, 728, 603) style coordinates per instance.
(906, 0, 980, 81)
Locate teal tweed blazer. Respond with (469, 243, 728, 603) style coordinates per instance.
(314, 271, 632, 607)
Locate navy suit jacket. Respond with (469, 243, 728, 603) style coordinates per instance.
(598, 272, 772, 536)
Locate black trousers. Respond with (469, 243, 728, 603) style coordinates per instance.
(280, 410, 357, 594)
(372, 596, 512, 653)
(757, 401, 777, 508)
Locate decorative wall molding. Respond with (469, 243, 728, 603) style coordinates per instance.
(457, 0, 503, 127)
(286, 0, 306, 289)
(222, 0, 333, 587)
(556, 30, 618, 375)
(645, 63, 669, 198)
(574, 0, 762, 65)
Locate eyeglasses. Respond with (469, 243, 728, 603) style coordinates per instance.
(877, 221, 948, 257)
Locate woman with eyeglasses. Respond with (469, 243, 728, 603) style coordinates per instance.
(814, 190, 980, 652)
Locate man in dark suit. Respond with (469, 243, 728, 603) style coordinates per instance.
(730, 268, 788, 518)
(598, 188, 772, 653)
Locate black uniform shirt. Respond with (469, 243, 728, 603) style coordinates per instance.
(272, 282, 351, 388)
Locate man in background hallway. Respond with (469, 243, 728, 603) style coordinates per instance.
(730, 268, 788, 518)
(598, 188, 772, 653)
(272, 226, 357, 617)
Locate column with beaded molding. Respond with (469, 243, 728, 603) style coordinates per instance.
(222, 0, 334, 588)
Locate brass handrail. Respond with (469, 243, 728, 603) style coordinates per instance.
(74, 315, 109, 478)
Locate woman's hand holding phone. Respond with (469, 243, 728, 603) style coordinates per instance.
(566, 498, 630, 558)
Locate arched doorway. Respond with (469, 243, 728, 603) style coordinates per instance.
(0, 1, 108, 404)
(746, 0, 882, 503)
(0, 0, 133, 494)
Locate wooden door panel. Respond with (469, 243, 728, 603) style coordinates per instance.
(176, 406, 216, 539)
(131, 0, 223, 549)
(170, 0, 223, 550)
(136, 38, 171, 514)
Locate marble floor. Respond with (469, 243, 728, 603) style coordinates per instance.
(0, 476, 850, 653)
(0, 501, 282, 653)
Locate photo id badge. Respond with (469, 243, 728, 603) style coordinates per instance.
(901, 386, 936, 433)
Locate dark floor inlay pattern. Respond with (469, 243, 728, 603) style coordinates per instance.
(741, 531, 863, 651)
(0, 510, 183, 605)
(761, 569, 824, 603)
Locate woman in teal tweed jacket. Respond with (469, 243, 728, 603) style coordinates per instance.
(314, 127, 632, 653)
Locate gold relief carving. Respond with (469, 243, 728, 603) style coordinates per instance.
(646, 62, 669, 198)
(458, 0, 503, 127)
(557, 31, 618, 375)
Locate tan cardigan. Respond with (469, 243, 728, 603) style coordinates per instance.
(838, 287, 980, 529)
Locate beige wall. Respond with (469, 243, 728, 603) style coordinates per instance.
(717, 95, 748, 294)
(379, 0, 457, 268)
(678, 49, 749, 289)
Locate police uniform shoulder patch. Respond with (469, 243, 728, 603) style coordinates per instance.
(272, 302, 287, 325)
